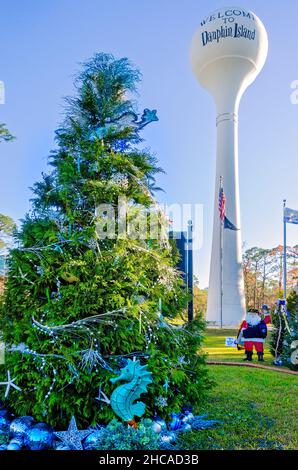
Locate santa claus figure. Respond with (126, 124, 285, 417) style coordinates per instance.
(238, 307, 271, 362)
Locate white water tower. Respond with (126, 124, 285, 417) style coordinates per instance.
(190, 7, 268, 326)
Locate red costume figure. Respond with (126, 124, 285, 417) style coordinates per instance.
(238, 306, 271, 362)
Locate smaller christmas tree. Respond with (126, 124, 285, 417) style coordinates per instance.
(281, 292, 298, 370)
(270, 302, 287, 361)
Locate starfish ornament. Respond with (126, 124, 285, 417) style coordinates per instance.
(95, 385, 110, 405)
(0, 370, 22, 398)
(54, 416, 91, 450)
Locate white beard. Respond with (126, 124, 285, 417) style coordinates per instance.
(246, 313, 261, 326)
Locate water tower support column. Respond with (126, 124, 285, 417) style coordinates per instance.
(206, 109, 246, 326)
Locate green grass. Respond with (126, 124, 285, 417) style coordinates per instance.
(178, 329, 298, 450)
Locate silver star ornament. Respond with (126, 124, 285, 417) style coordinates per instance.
(54, 416, 91, 450)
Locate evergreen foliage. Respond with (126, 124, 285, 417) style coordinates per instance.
(0, 54, 208, 427)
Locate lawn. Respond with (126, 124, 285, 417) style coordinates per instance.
(179, 329, 298, 450)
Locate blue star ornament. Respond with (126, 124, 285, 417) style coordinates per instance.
(54, 416, 91, 450)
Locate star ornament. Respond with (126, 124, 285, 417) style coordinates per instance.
(0, 370, 22, 398)
(54, 416, 91, 450)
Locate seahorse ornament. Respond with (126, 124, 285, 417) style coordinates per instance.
(110, 359, 152, 424)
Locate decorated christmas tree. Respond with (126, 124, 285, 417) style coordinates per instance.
(0, 54, 208, 428)
(270, 302, 287, 362)
(281, 292, 298, 370)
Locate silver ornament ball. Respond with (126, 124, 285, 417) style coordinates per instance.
(151, 422, 162, 434)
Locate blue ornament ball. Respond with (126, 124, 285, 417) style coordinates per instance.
(24, 423, 54, 450)
(83, 429, 103, 450)
(9, 416, 34, 440)
(7, 438, 22, 450)
(0, 410, 11, 432)
(0, 444, 7, 451)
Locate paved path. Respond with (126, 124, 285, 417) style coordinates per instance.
(207, 360, 298, 375)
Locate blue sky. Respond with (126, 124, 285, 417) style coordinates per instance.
(0, 0, 297, 287)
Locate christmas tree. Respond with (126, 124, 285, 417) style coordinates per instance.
(270, 303, 287, 361)
(0, 54, 208, 428)
(281, 291, 298, 370)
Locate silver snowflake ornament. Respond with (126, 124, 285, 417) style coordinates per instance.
(155, 395, 168, 409)
(54, 416, 91, 450)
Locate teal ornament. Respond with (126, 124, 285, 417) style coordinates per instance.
(54, 416, 91, 450)
(10, 416, 34, 440)
(110, 359, 152, 422)
(7, 438, 22, 450)
(24, 423, 54, 450)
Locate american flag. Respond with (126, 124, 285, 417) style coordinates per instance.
(218, 186, 226, 222)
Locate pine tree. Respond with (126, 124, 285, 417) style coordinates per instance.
(0, 54, 208, 428)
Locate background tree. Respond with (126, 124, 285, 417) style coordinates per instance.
(0, 54, 208, 427)
(242, 244, 297, 308)
(193, 277, 208, 318)
(0, 214, 15, 251)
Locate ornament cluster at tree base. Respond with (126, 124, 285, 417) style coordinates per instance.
(0, 406, 219, 451)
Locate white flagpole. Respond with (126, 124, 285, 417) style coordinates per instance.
(283, 199, 287, 302)
(220, 176, 224, 329)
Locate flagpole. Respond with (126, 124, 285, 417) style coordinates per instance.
(283, 199, 287, 302)
(220, 176, 224, 329)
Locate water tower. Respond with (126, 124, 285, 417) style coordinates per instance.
(190, 7, 268, 326)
